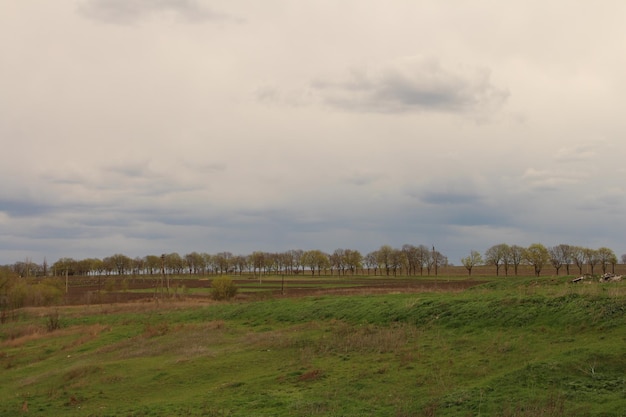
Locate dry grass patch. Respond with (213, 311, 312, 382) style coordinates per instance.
(100, 320, 231, 361)
(1, 324, 109, 349)
(319, 321, 420, 355)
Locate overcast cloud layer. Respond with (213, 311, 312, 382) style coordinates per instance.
(2, 1, 626, 265)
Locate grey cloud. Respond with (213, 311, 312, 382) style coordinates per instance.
(0, 199, 53, 217)
(345, 172, 384, 187)
(77, 0, 234, 24)
(104, 160, 152, 178)
(310, 58, 508, 115)
(420, 191, 482, 206)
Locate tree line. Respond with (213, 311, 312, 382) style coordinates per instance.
(4, 243, 624, 278)
(462, 243, 621, 277)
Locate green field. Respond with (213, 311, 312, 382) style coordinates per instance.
(1, 275, 625, 416)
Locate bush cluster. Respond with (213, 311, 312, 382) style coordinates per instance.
(210, 276, 238, 301)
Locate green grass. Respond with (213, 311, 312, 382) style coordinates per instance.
(1, 276, 625, 416)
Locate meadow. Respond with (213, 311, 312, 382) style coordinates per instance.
(0, 274, 625, 416)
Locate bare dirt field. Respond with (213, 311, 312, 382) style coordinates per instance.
(63, 276, 487, 305)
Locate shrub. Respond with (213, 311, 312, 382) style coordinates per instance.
(211, 277, 238, 301)
(46, 310, 62, 332)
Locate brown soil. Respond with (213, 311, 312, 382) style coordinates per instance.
(62, 276, 486, 306)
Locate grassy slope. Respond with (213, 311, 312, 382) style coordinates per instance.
(0, 276, 625, 416)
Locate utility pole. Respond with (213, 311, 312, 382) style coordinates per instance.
(432, 245, 438, 277)
(160, 254, 166, 297)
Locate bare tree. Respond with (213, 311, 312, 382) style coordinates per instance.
(485, 243, 509, 276)
(548, 246, 564, 275)
(582, 248, 599, 275)
(364, 251, 378, 275)
(376, 245, 393, 276)
(330, 249, 346, 275)
(389, 248, 406, 276)
(402, 244, 419, 276)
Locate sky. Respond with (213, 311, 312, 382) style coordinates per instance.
(2, 0, 626, 266)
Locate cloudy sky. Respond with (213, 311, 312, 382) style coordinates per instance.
(2, 1, 626, 265)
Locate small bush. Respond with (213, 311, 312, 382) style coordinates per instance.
(211, 277, 238, 301)
(46, 311, 61, 332)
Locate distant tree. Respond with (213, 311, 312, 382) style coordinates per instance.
(389, 248, 406, 276)
(553, 244, 573, 275)
(416, 245, 430, 275)
(582, 248, 600, 275)
(302, 250, 328, 276)
(570, 246, 585, 275)
(249, 251, 265, 277)
(485, 244, 509, 276)
(289, 249, 304, 274)
(232, 255, 248, 275)
(344, 249, 362, 275)
(523, 243, 550, 277)
(184, 252, 204, 274)
(548, 246, 565, 275)
(461, 250, 483, 276)
(364, 251, 379, 275)
(427, 248, 447, 276)
(52, 258, 77, 277)
(315, 251, 330, 275)
(107, 254, 132, 275)
(13, 258, 37, 278)
(596, 247, 617, 274)
(165, 253, 184, 274)
(330, 249, 346, 275)
(214, 252, 233, 274)
(376, 245, 394, 276)
(402, 244, 419, 276)
(132, 257, 144, 275)
(622, 253, 626, 264)
(508, 245, 525, 276)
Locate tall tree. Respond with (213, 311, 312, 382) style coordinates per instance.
(416, 245, 430, 275)
(582, 248, 599, 275)
(596, 247, 617, 274)
(548, 246, 564, 275)
(344, 249, 362, 275)
(461, 250, 483, 276)
(389, 248, 406, 276)
(376, 245, 394, 276)
(364, 251, 378, 275)
(523, 243, 550, 277)
(508, 245, 525, 276)
(402, 244, 419, 276)
(570, 246, 585, 275)
(330, 249, 346, 275)
(485, 243, 509, 276)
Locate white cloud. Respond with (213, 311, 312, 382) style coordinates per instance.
(555, 143, 598, 163)
(520, 168, 588, 191)
(312, 57, 509, 115)
(260, 57, 509, 117)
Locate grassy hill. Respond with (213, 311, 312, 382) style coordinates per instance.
(1, 275, 625, 416)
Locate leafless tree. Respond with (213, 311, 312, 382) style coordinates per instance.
(485, 243, 509, 276)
